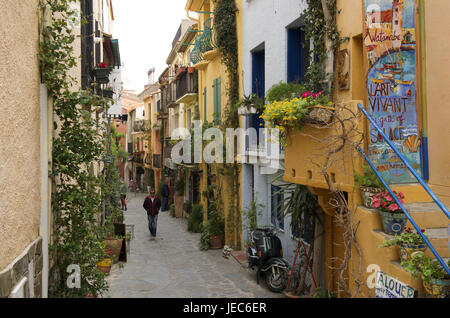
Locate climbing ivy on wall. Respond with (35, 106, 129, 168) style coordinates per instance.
(213, 0, 241, 249)
(302, 0, 347, 93)
(40, 0, 117, 297)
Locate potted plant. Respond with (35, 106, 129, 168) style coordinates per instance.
(97, 257, 112, 275)
(261, 90, 333, 146)
(402, 252, 450, 298)
(188, 204, 204, 233)
(93, 62, 110, 84)
(184, 201, 193, 216)
(380, 227, 428, 262)
(371, 190, 407, 235)
(354, 165, 384, 208)
(169, 203, 176, 218)
(236, 94, 263, 116)
(103, 86, 114, 98)
(199, 209, 224, 250)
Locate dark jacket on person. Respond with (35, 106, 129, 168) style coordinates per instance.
(143, 195, 162, 216)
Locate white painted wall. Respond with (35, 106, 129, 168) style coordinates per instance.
(241, 0, 308, 264)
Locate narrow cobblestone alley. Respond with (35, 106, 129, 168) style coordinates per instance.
(106, 194, 282, 298)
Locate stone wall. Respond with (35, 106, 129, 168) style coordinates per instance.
(0, 237, 43, 298)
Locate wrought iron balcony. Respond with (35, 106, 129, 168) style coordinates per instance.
(190, 18, 217, 65)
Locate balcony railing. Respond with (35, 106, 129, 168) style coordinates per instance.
(176, 69, 198, 101)
(190, 18, 217, 65)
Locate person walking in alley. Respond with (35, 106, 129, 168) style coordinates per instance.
(120, 180, 128, 211)
(161, 179, 170, 212)
(143, 188, 161, 239)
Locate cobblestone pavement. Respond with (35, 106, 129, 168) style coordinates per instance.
(106, 194, 282, 298)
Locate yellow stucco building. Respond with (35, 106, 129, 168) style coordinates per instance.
(185, 0, 243, 248)
(284, 0, 450, 297)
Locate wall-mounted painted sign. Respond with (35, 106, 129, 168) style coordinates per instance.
(375, 271, 416, 298)
(364, 0, 421, 184)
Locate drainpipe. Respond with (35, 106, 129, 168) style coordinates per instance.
(39, 84, 50, 298)
(419, 0, 429, 180)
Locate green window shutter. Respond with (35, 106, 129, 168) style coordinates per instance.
(213, 77, 221, 125)
(203, 87, 207, 123)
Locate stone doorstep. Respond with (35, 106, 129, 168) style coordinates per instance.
(230, 251, 248, 268)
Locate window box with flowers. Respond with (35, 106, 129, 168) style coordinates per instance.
(371, 190, 407, 235)
(261, 91, 333, 146)
(380, 227, 428, 262)
(93, 62, 111, 84)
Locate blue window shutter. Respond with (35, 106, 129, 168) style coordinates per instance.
(213, 78, 221, 125)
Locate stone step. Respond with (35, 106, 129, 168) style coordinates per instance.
(403, 202, 449, 228)
(390, 184, 434, 204)
(373, 229, 449, 258)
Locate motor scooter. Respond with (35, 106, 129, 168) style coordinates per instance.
(246, 226, 290, 292)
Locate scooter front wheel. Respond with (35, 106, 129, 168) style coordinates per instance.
(265, 266, 287, 293)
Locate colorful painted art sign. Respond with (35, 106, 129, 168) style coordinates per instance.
(364, 0, 422, 184)
(375, 271, 416, 298)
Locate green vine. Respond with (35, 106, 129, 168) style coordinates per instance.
(40, 0, 117, 297)
(302, 0, 347, 93)
(213, 0, 241, 249)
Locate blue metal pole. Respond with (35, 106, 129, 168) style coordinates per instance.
(358, 147, 450, 275)
(357, 103, 450, 219)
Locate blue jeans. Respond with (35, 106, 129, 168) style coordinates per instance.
(148, 214, 158, 237)
(162, 196, 169, 211)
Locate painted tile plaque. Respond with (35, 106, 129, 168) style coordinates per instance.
(375, 271, 416, 298)
(364, 0, 421, 184)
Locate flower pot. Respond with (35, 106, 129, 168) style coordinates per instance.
(97, 257, 112, 275)
(398, 243, 427, 262)
(209, 235, 223, 249)
(302, 105, 334, 125)
(93, 68, 110, 84)
(378, 211, 407, 235)
(423, 278, 450, 297)
(174, 195, 184, 218)
(238, 105, 257, 116)
(105, 238, 123, 263)
(284, 291, 301, 298)
(360, 186, 383, 208)
(188, 67, 195, 74)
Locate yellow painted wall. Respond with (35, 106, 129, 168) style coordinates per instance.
(188, 0, 242, 248)
(423, 0, 450, 205)
(0, 0, 42, 270)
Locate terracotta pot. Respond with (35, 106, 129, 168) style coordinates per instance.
(284, 291, 302, 298)
(209, 235, 223, 249)
(174, 195, 184, 218)
(398, 243, 427, 262)
(188, 67, 195, 74)
(360, 186, 383, 208)
(97, 258, 112, 275)
(423, 278, 450, 297)
(378, 211, 407, 235)
(105, 239, 123, 263)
